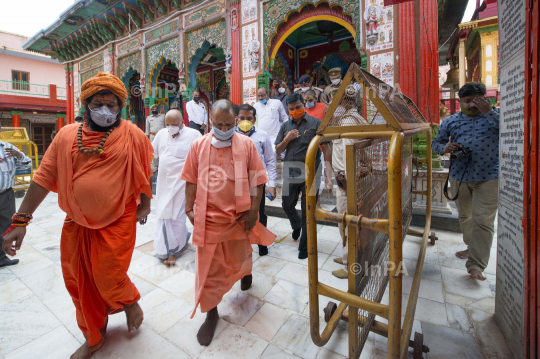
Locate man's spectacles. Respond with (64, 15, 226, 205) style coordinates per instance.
(237, 116, 254, 121)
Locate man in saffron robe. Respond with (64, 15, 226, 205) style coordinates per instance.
(180, 99, 276, 346)
(152, 109, 201, 264)
(2, 72, 153, 359)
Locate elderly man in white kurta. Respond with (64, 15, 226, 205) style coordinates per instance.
(152, 109, 201, 264)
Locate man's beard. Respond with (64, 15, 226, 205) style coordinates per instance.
(87, 118, 122, 132)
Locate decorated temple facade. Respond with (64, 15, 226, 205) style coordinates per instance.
(23, 0, 442, 128)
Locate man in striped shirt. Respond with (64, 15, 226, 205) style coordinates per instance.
(0, 140, 32, 267)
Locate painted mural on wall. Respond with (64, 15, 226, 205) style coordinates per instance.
(183, 0, 226, 27)
(364, 0, 393, 52)
(118, 51, 142, 80)
(145, 36, 180, 77)
(104, 47, 114, 74)
(242, 22, 259, 77)
(370, 51, 394, 86)
(185, 20, 227, 58)
(80, 66, 104, 84)
(242, 0, 258, 23)
(144, 19, 179, 43)
(243, 77, 257, 105)
(213, 68, 229, 100)
(79, 53, 103, 71)
(117, 37, 141, 54)
(196, 71, 211, 97)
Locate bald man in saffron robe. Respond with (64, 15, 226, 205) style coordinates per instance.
(2, 72, 153, 359)
(181, 99, 276, 346)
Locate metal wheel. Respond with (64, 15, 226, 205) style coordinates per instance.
(429, 231, 438, 245)
(413, 332, 424, 359)
(323, 301, 337, 323)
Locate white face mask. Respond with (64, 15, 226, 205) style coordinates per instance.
(301, 87, 310, 92)
(278, 87, 286, 94)
(331, 79, 341, 85)
(90, 106, 118, 127)
(167, 126, 180, 136)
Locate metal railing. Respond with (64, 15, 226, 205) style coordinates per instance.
(0, 80, 50, 97)
(57, 87, 67, 99)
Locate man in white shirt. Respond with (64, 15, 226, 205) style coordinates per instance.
(152, 109, 201, 264)
(186, 90, 207, 135)
(235, 104, 277, 256)
(253, 87, 288, 145)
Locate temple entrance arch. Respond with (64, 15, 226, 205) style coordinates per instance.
(186, 39, 230, 119)
(148, 56, 180, 115)
(184, 19, 229, 107)
(264, 2, 362, 88)
(123, 70, 145, 130)
(118, 51, 144, 127)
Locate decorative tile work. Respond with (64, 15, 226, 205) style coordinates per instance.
(183, 0, 225, 27)
(263, 0, 361, 61)
(196, 71, 211, 95)
(144, 19, 180, 43)
(145, 36, 180, 76)
(182, 0, 201, 7)
(185, 20, 226, 58)
(118, 51, 143, 80)
(213, 68, 229, 100)
(117, 37, 141, 54)
(80, 66, 104, 84)
(79, 53, 103, 71)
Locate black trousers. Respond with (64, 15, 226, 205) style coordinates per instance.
(282, 179, 320, 253)
(188, 121, 204, 135)
(0, 189, 16, 260)
(258, 185, 267, 251)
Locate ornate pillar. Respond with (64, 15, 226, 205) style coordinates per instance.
(458, 39, 467, 88)
(230, 0, 241, 104)
(65, 64, 74, 124)
(480, 44, 486, 84)
(57, 114, 66, 131)
(398, 1, 417, 99)
(399, 0, 439, 123)
(11, 111, 21, 127)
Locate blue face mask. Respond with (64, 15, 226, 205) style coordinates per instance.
(259, 98, 267, 105)
(306, 102, 315, 109)
(213, 126, 235, 141)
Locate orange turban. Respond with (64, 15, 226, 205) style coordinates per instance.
(80, 72, 128, 107)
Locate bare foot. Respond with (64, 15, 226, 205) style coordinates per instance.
(163, 255, 176, 265)
(197, 307, 219, 346)
(125, 302, 144, 333)
(71, 341, 91, 359)
(455, 248, 469, 259)
(469, 268, 487, 281)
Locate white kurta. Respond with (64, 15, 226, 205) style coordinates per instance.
(152, 126, 201, 259)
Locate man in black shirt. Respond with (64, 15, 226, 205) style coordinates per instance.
(275, 93, 332, 259)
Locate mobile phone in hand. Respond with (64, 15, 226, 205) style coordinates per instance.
(266, 192, 274, 201)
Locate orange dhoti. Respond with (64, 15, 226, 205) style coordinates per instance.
(196, 238, 253, 313)
(32, 120, 154, 349)
(61, 200, 140, 348)
(181, 133, 277, 317)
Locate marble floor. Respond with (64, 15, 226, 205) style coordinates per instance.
(0, 193, 511, 359)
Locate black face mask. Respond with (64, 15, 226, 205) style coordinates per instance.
(194, 96, 200, 102)
(151, 110, 158, 115)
